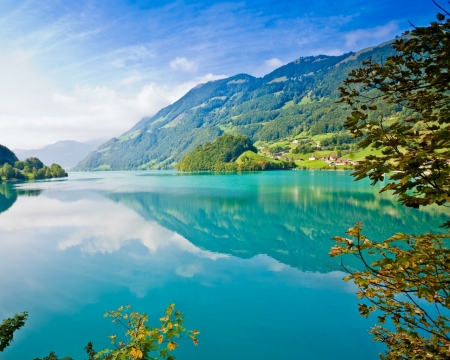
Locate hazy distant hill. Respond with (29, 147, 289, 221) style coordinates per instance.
(15, 139, 106, 169)
(75, 40, 400, 171)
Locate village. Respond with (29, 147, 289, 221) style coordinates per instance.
(257, 136, 360, 168)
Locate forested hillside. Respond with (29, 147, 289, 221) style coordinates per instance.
(177, 134, 256, 171)
(0, 145, 18, 167)
(0, 144, 68, 181)
(75, 39, 402, 171)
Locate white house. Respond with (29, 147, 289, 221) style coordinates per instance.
(309, 155, 316, 160)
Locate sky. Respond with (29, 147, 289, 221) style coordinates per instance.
(0, 0, 439, 149)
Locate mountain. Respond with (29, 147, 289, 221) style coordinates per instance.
(177, 134, 258, 171)
(0, 144, 18, 167)
(14, 139, 106, 169)
(75, 40, 399, 171)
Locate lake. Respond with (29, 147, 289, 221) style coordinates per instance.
(0, 170, 447, 359)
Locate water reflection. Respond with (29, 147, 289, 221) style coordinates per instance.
(104, 178, 447, 273)
(0, 171, 447, 360)
(0, 182, 41, 215)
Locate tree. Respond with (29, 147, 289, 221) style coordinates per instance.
(2, 163, 15, 180)
(89, 304, 199, 360)
(34, 351, 73, 360)
(49, 164, 67, 178)
(26, 157, 44, 170)
(338, 4, 450, 214)
(330, 225, 450, 359)
(8, 305, 198, 360)
(0, 312, 28, 352)
(331, 6, 450, 359)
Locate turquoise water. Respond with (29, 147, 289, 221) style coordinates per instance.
(0, 171, 447, 359)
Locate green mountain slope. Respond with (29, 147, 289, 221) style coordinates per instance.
(0, 144, 18, 166)
(177, 134, 256, 171)
(75, 40, 399, 171)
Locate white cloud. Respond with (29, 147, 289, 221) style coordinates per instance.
(0, 192, 229, 311)
(264, 58, 283, 70)
(170, 57, 197, 72)
(0, 194, 227, 262)
(251, 58, 285, 77)
(344, 21, 398, 48)
(120, 74, 144, 86)
(0, 49, 226, 149)
(176, 263, 203, 278)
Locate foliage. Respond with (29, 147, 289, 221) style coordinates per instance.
(0, 144, 19, 167)
(88, 304, 199, 360)
(0, 157, 67, 181)
(292, 142, 315, 154)
(0, 312, 28, 352)
(34, 351, 73, 360)
(331, 7, 450, 359)
(269, 145, 289, 154)
(320, 133, 357, 150)
(338, 10, 450, 212)
(177, 134, 256, 171)
(330, 224, 450, 359)
(237, 158, 295, 171)
(4, 305, 197, 360)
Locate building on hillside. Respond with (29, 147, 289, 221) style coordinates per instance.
(292, 139, 299, 144)
(309, 155, 316, 161)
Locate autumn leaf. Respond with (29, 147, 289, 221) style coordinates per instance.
(167, 342, 178, 351)
(129, 347, 143, 359)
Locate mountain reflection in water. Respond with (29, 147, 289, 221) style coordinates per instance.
(105, 178, 446, 273)
(0, 171, 447, 360)
(0, 182, 41, 215)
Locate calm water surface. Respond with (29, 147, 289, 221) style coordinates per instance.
(0, 171, 447, 360)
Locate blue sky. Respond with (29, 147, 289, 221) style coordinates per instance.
(0, 0, 439, 148)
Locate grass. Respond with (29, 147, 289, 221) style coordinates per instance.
(296, 159, 328, 169)
(236, 151, 280, 164)
(217, 123, 237, 134)
(93, 164, 111, 171)
(312, 133, 337, 142)
(244, 130, 386, 169)
(299, 94, 312, 105)
(119, 130, 141, 142)
(282, 100, 294, 109)
(343, 146, 383, 160)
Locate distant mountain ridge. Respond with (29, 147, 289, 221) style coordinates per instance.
(15, 139, 106, 169)
(75, 39, 399, 171)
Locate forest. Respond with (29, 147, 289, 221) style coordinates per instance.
(0, 144, 67, 181)
(176, 134, 295, 171)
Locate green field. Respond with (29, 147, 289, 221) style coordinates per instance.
(296, 159, 329, 169)
(236, 150, 283, 164)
